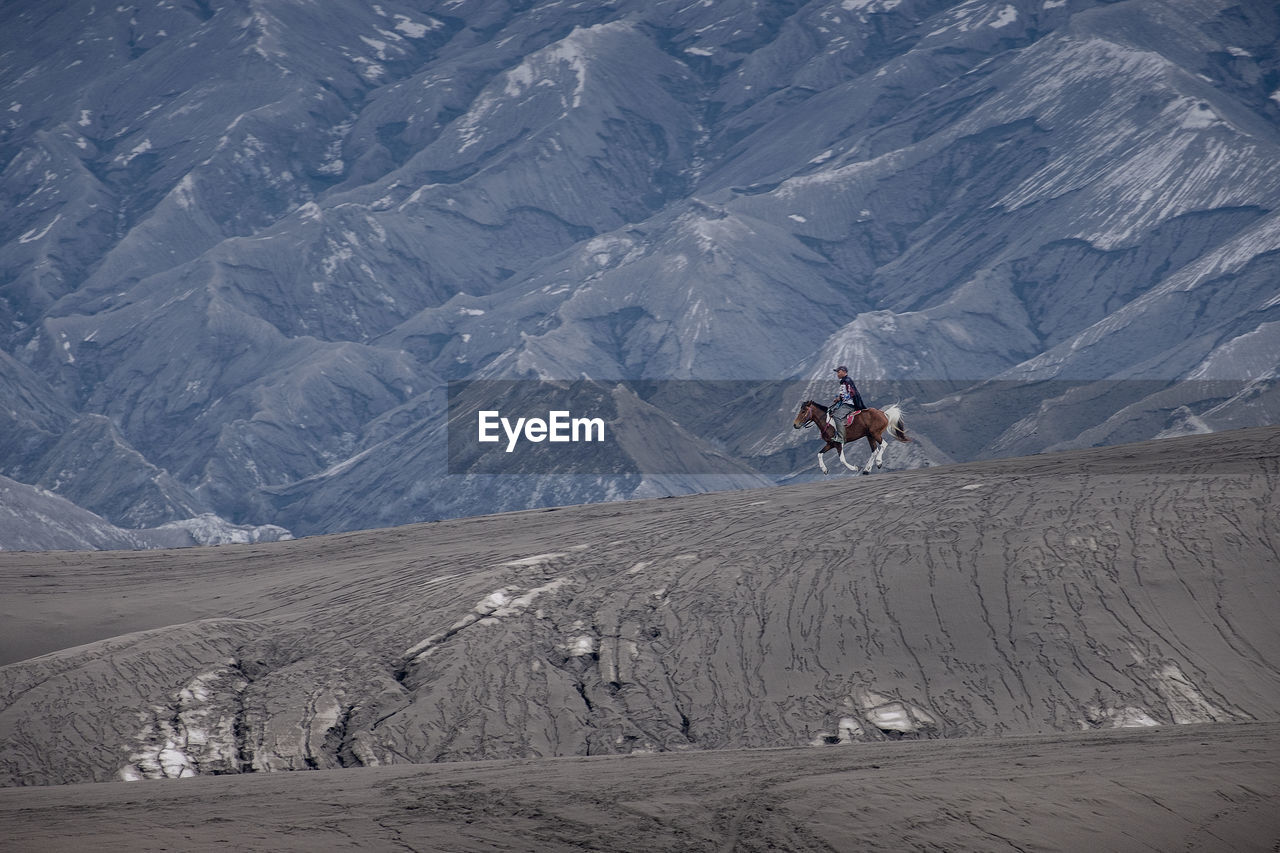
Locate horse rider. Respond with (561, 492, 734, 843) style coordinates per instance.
(830, 365, 866, 442)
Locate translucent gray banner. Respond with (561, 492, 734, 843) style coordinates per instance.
(447, 379, 1269, 475)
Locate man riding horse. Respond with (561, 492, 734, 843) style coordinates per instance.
(830, 365, 867, 443)
(792, 381, 909, 476)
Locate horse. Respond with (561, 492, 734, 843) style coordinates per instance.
(792, 400, 910, 475)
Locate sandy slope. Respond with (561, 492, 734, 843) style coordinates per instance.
(1, 723, 1277, 851)
(1, 426, 1278, 847)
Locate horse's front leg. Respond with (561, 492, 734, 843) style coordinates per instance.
(838, 442, 861, 473)
(818, 441, 833, 474)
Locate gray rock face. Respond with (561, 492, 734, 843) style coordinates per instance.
(1, 0, 1278, 540)
(0, 474, 290, 551)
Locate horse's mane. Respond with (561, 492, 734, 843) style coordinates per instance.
(802, 400, 829, 412)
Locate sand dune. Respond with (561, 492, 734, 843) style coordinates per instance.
(2, 426, 1278, 848)
(2, 723, 1277, 852)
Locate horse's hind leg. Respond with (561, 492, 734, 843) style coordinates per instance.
(861, 436, 880, 474)
(874, 433, 889, 468)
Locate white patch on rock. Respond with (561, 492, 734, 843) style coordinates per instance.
(403, 580, 570, 662)
(990, 5, 1018, 28)
(172, 174, 195, 210)
(18, 214, 61, 244)
(1082, 702, 1161, 729)
(502, 552, 567, 567)
(122, 664, 248, 780)
(394, 15, 441, 38)
(1180, 101, 1220, 130)
(114, 138, 152, 166)
(848, 688, 938, 736)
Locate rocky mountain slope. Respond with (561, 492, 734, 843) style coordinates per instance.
(2, 426, 1276, 787)
(1, 0, 1278, 540)
(0, 474, 290, 551)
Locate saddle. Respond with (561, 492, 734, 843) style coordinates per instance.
(844, 410, 863, 427)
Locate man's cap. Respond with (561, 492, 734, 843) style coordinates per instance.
(833, 365, 848, 373)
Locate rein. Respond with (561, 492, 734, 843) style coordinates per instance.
(801, 401, 830, 434)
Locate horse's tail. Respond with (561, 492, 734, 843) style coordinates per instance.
(883, 404, 910, 442)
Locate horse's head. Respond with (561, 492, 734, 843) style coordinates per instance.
(793, 400, 825, 429)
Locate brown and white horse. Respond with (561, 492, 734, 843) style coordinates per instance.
(792, 400, 910, 474)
